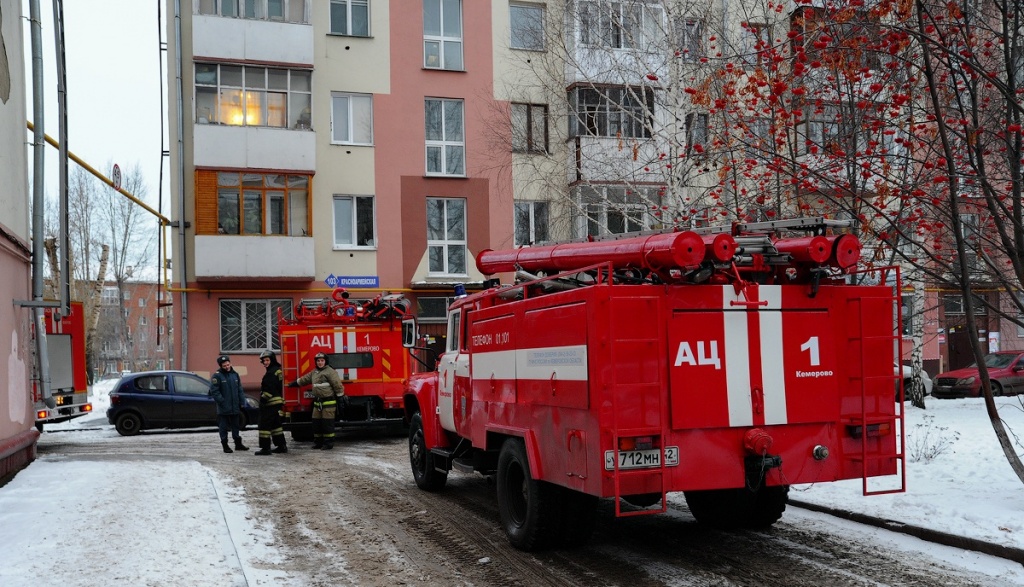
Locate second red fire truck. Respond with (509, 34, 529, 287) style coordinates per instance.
(402, 218, 905, 550)
(278, 290, 412, 439)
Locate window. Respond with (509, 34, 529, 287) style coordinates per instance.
(576, 185, 660, 238)
(510, 3, 545, 50)
(417, 296, 456, 323)
(423, 0, 463, 70)
(173, 374, 211, 396)
(740, 22, 769, 67)
(214, 172, 310, 236)
(425, 99, 465, 176)
(744, 117, 770, 158)
(673, 17, 704, 61)
(102, 287, 118, 305)
(943, 293, 987, 316)
(514, 201, 549, 246)
(197, 0, 306, 23)
(511, 103, 547, 153)
(333, 195, 376, 248)
(194, 64, 312, 130)
(427, 197, 467, 275)
(330, 0, 369, 36)
(219, 299, 293, 352)
(138, 297, 146, 307)
(140, 316, 149, 326)
(958, 213, 980, 274)
(685, 112, 708, 154)
(330, 92, 373, 145)
(578, 0, 662, 49)
(570, 87, 653, 138)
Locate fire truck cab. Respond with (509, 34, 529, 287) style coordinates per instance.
(403, 218, 905, 550)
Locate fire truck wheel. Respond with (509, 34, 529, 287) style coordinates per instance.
(748, 485, 789, 528)
(408, 412, 447, 491)
(35, 422, 44, 433)
(496, 438, 560, 551)
(622, 493, 661, 508)
(115, 413, 143, 437)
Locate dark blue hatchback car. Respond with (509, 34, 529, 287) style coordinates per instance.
(106, 370, 259, 436)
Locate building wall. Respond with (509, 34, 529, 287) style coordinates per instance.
(0, 0, 38, 481)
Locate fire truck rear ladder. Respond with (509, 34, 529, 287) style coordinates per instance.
(606, 290, 670, 518)
(842, 284, 906, 496)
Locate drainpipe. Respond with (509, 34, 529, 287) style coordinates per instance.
(51, 0, 70, 316)
(28, 0, 53, 408)
(174, 0, 189, 370)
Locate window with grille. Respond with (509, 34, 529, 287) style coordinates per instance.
(219, 299, 293, 352)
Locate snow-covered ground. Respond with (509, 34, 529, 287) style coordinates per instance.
(1, 381, 1023, 586)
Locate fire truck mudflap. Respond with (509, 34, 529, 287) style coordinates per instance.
(403, 218, 903, 550)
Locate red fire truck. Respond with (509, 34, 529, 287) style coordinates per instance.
(402, 218, 905, 550)
(278, 290, 412, 439)
(33, 302, 92, 431)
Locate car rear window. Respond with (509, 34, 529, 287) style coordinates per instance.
(135, 375, 167, 391)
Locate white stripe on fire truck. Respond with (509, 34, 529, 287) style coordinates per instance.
(758, 286, 788, 425)
(472, 345, 589, 381)
(723, 294, 753, 427)
(333, 330, 359, 379)
(722, 286, 788, 427)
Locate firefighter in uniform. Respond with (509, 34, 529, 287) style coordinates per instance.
(289, 352, 345, 449)
(254, 350, 288, 455)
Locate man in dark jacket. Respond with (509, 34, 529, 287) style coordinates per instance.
(254, 350, 287, 455)
(209, 355, 249, 453)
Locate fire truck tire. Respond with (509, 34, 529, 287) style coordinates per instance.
(496, 438, 560, 551)
(115, 413, 143, 436)
(622, 493, 661, 508)
(408, 413, 447, 491)
(35, 422, 44, 433)
(748, 485, 789, 528)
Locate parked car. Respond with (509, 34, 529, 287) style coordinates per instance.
(933, 351, 1024, 398)
(895, 363, 933, 400)
(106, 370, 259, 436)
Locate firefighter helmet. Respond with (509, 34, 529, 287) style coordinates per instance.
(314, 352, 327, 361)
(259, 350, 275, 360)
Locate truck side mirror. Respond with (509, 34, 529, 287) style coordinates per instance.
(402, 319, 417, 348)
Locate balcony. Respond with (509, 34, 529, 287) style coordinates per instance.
(192, 15, 313, 65)
(194, 235, 314, 281)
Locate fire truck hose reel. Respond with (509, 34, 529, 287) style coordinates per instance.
(826, 234, 862, 269)
(773, 235, 831, 264)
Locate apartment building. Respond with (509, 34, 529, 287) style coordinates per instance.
(168, 1, 522, 372)
(96, 281, 175, 377)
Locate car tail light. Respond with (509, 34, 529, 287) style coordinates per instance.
(109, 394, 121, 406)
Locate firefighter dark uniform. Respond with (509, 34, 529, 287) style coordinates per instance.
(291, 352, 345, 449)
(255, 350, 288, 455)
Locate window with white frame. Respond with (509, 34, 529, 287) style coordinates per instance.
(330, 0, 369, 36)
(576, 185, 660, 238)
(102, 287, 118, 305)
(511, 103, 547, 153)
(219, 299, 293, 352)
(673, 17, 704, 61)
(195, 64, 312, 129)
(427, 198, 467, 275)
(138, 297, 146, 307)
(740, 22, 770, 67)
(578, 0, 663, 49)
(744, 117, 771, 158)
(425, 98, 465, 176)
(140, 316, 148, 326)
(570, 86, 653, 138)
(331, 92, 373, 144)
(423, 0, 463, 70)
(333, 195, 376, 248)
(197, 0, 307, 23)
(510, 3, 545, 50)
(514, 201, 549, 246)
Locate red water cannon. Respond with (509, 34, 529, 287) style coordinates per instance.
(476, 230, 732, 277)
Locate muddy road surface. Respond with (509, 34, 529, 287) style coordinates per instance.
(37, 429, 1016, 586)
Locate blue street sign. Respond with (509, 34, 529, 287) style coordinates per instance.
(325, 275, 379, 288)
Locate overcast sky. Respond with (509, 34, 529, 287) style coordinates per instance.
(25, 0, 168, 212)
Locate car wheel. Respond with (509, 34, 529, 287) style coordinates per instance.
(239, 412, 249, 429)
(991, 381, 1004, 397)
(115, 413, 142, 436)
